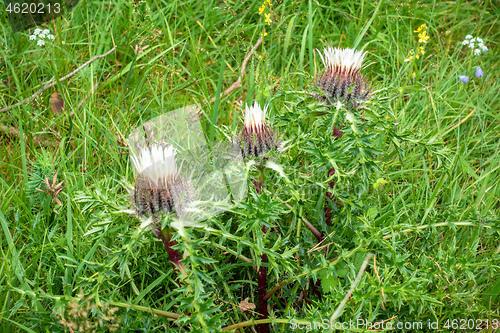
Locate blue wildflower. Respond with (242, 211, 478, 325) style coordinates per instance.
(475, 67, 484, 78)
(459, 75, 469, 84)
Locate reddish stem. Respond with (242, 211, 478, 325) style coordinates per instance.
(304, 219, 323, 242)
(258, 251, 268, 333)
(252, 166, 265, 195)
(153, 229, 186, 275)
(253, 179, 263, 195)
(255, 164, 268, 333)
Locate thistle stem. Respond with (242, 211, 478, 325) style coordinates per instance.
(257, 223, 269, 333)
(258, 251, 268, 333)
(303, 218, 323, 242)
(252, 166, 265, 195)
(253, 164, 268, 333)
(153, 228, 187, 278)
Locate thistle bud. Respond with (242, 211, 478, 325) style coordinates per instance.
(239, 102, 278, 159)
(315, 47, 370, 106)
(131, 144, 192, 217)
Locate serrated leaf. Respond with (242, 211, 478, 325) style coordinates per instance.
(319, 269, 338, 293)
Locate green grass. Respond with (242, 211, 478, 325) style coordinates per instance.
(1, 0, 499, 332)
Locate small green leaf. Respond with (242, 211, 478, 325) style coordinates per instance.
(319, 270, 338, 293)
(373, 178, 388, 189)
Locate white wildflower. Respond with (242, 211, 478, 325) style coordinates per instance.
(29, 35, 36, 40)
(33, 28, 41, 35)
(37, 40, 45, 46)
(462, 35, 487, 55)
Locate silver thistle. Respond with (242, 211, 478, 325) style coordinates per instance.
(238, 102, 278, 160)
(315, 47, 370, 107)
(131, 144, 193, 218)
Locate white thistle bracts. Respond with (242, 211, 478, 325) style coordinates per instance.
(131, 144, 177, 185)
(318, 47, 366, 74)
(315, 47, 371, 107)
(244, 102, 268, 134)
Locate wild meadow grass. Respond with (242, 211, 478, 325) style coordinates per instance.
(1, 0, 499, 332)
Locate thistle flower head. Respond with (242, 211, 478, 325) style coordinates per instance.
(239, 102, 278, 159)
(131, 144, 192, 218)
(315, 46, 370, 107)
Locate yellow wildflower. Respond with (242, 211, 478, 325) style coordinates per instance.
(265, 0, 272, 6)
(418, 30, 429, 43)
(259, 4, 265, 15)
(419, 46, 425, 55)
(414, 24, 427, 33)
(264, 13, 271, 24)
